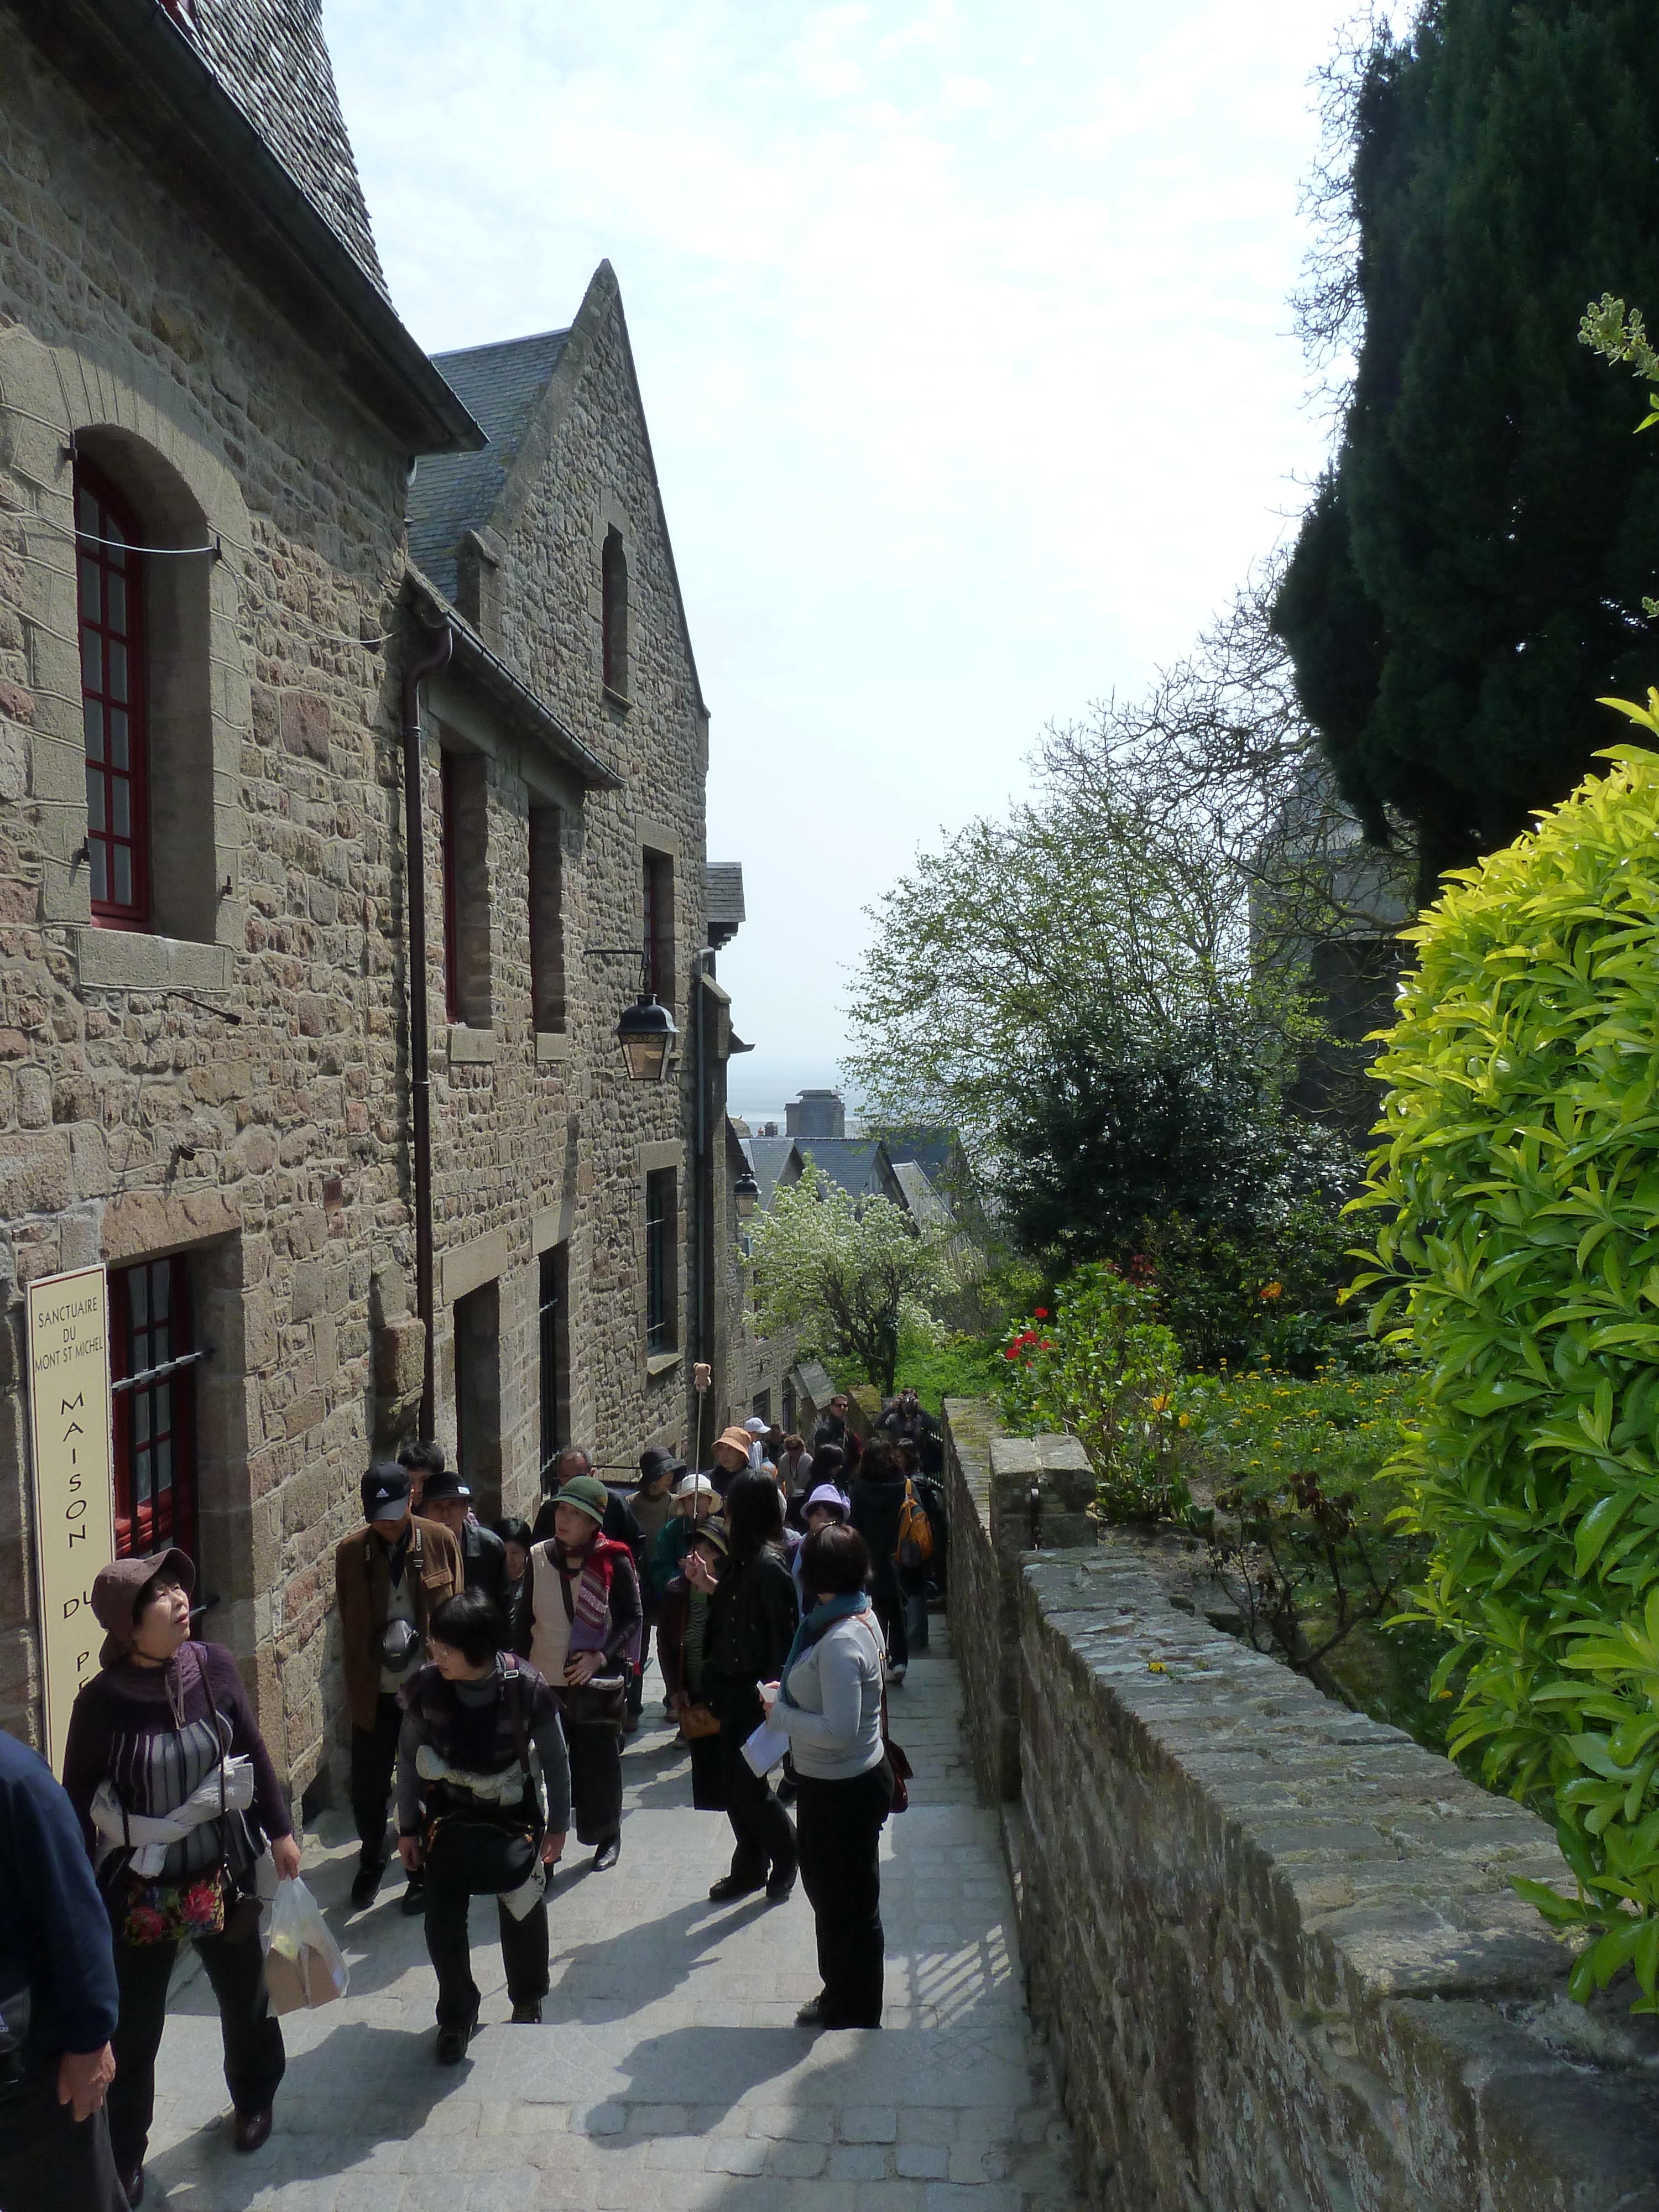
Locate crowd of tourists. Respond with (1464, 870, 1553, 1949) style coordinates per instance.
(0, 1389, 946, 2209)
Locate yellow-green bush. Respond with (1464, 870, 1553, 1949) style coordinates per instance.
(1358, 721, 1659, 2008)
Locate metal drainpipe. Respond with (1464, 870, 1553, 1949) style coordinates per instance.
(401, 618, 454, 1439)
(691, 946, 714, 1455)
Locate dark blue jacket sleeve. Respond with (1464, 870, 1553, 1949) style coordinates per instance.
(0, 1739, 119, 2059)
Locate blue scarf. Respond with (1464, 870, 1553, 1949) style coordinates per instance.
(777, 1592, 870, 1708)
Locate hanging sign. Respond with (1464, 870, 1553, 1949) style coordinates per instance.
(27, 1264, 114, 1773)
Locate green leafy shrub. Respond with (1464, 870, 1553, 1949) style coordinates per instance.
(1136, 1196, 1357, 1371)
(1357, 728, 1659, 2010)
(1180, 1361, 1433, 1695)
(997, 1263, 1188, 1521)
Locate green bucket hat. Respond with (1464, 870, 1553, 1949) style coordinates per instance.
(557, 1474, 610, 1526)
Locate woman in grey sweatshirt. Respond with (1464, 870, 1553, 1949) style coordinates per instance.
(763, 1524, 894, 2030)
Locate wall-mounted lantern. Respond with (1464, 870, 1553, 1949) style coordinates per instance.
(586, 945, 677, 1082)
(734, 1168, 760, 1219)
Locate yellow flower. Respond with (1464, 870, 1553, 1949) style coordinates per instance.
(1147, 1660, 1167, 1674)
(1150, 1394, 1171, 1413)
(1259, 1281, 1284, 1302)
(1178, 1412, 1191, 1428)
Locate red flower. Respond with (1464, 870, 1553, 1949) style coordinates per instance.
(1034, 1307, 1049, 1319)
(1004, 1346, 1018, 1360)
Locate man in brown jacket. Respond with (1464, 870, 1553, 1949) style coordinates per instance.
(335, 1463, 462, 1912)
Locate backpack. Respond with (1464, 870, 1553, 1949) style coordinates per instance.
(896, 1478, 933, 1569)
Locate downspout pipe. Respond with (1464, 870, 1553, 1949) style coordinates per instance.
(691, 946, 714, 1464)
(401, 618, 454, 1439)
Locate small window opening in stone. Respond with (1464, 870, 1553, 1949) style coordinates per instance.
(642, 848, 674, 1005)
(602, 528, 629, 697)
(529, 806, 566, 1034)
(440, 748, 492, 1027)
(645, 1168, 677, 1357)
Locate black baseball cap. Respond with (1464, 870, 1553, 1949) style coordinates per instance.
(362, 1463, 411, 1522)
(421, 1468, 472, 1505)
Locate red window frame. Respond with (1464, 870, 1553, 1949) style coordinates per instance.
(440, 750, 460, 1022)
(109, 1256, 197, 1565)
(75, 462, 149, 927)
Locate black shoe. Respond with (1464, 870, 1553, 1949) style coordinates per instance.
(708, 1872, 765, 1902)
(511, 1999, 542, 2025)
(118, 2165, 144, 2209)
(794, 1995, 825, 2028)
(765, 1869, 797, 1904)
(400, 1871, 426, 1917)
(435, 2011, 479, 2065)
(350, 1856, 385, 1907)
(592, 1834, 621, 1872)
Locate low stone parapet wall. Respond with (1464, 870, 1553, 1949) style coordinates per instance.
(942, 1396, 1659, 2210)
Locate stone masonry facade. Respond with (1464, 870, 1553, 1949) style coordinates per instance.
(943, 1399, 1659, 2210)
(0, 9, 773, 1803)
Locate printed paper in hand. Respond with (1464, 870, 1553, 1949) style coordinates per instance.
(741, 1719, 790, 1777)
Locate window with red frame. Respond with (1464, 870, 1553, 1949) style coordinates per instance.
(75, 465, 149, 925)
(109, 1256, 197, 1564)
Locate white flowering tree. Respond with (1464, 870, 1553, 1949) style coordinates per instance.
(748, 1164, 958, 1400)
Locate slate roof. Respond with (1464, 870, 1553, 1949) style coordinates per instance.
(406, 331, 573, 601)
(740, 1135, 803, 1214)
(878, 1126, 961, 1189)
(797, 1139, 894, 1204)
(706, 862, 745, 947)
(891, 1159, 954, 1230)
(170, 0, 387, 296)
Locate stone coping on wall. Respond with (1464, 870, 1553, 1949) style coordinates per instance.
(943, 1397, 1659, 2207)
(1016, 1545, 1659, 2208)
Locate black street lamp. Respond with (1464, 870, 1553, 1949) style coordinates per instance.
(617, 992, 676, 1082)
(734, 1167, 760, 1219)
(586, 945, 677, 1082)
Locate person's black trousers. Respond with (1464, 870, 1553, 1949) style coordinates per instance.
(422, 1818, 549, 2031)
(795, 1759, 894, 2026)
(0, 2061, 129, 2212)
(714, 1695, 797, 1888)
(350, 1692, 403, 1864)
(626, 1621, 654, 1720)
(107, 1921, 285, 2169)
(870, 1564, 909, 1670)
(565, 1720, 623, 1846)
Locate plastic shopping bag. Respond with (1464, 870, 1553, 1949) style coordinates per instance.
(264, 1876, 349, 2015)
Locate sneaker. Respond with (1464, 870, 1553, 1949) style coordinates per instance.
(400, 1871, 426, 1917)
(511, 2000, 543, 2025)
(435, 2011, 480, 2065)
(349, 1856, 385, 1908)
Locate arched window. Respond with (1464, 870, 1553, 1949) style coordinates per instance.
(71, 431, 218, 942)
(602, 526, 629, 698)
(76, 463, 149, 924)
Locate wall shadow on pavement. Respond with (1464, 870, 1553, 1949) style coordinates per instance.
(142, 2021, 452, 2211)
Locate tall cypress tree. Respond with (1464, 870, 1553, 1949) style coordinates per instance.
(1274, 0, 1659, 896)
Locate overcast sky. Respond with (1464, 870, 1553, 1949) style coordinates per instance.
(327, 0, 1359, 1118)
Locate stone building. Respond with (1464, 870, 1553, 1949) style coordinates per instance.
(0, 0, 776, 1799)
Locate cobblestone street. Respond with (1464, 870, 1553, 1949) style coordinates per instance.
(144, 1625, 1081, 2212)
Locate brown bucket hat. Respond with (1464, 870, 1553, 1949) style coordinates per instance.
(90, 1547, 195, 1668)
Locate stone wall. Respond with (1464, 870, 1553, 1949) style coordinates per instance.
(946, 1399, 1659, 2212)
(941, 1397, 1093, 1803)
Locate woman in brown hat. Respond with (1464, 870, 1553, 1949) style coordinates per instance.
(513, 1475, 641, 1871)
(61, 1550, 299, 2207)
